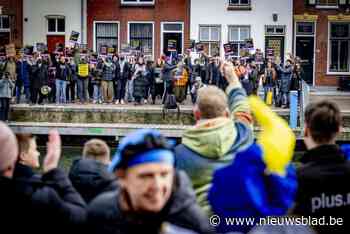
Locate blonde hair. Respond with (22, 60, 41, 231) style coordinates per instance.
(83, 139, 110, 164)
(196, 86, 228, 119)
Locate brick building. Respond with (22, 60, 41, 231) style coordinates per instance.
(0, 0, 23, 47)
(294, 0, 350, 86)
(87, 0, 190, 59)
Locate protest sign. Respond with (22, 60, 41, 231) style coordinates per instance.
(69, 31, 80, 43)
(167, 40, 177, 52)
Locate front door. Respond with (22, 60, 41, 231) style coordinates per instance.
(296, 37, 314, 85)
(265, 36, 285, 64)
(163, 32, 182, 56)
(47, 35, 65, 53)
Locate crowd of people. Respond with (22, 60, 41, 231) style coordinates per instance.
(0, 46, 304, 121)
(0, 61, 348, 234)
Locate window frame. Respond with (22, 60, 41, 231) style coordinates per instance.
(315, 0, 339, 9)
(46, 16, 65, 35)
(228, 25, 251, 58)
(0, 15, 10, 31)
(121, 0, 155, 6)
(228, 0, 251, 6)
(327, 21, 350, 75)
(198, 25, 221, 57)
(127, 21, 155, 59)
(93, 21, 120, 53)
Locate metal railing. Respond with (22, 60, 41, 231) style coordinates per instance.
(299, 80, 310, 130)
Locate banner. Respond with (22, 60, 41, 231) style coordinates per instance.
(36, 43, 47, 53)
(223, 43, 234, 56)
(255, 50, 264, 65)
(69, 31, 80, 43)
(167, 40, 177, 52)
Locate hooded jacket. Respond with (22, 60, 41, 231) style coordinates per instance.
(175, 82, 254, 210)
(87, 171, 214, 234)
(69, 159, 118, 203)
(293, 144, 350, 234)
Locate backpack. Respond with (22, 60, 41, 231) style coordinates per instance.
(163, 94, 180, 120)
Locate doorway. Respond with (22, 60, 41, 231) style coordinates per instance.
(296, 37, 314, 85)
(47, 35, 65, 53)
(161, 22, 184, 56)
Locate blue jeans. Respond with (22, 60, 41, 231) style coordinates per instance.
(55, 79, 67, 104)
(93, 84, 102, 102)
(16, 84, 30, 104)
(126, 79, 134, 102)
(77, 77, 89, 102)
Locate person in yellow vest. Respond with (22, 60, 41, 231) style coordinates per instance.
(173, 60, 189, 104)
(77, 57, 90, 104)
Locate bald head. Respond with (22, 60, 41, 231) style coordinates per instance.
(195, 86, 229, 120)
(0, 122, 18, 177)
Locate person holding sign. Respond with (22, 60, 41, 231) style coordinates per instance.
(77, 57, 90, 104)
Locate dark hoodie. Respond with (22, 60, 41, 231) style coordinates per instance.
(69, 159, 118, 203)
(87, 171, 214, 234)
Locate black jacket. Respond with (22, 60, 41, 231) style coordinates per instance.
(293, 145, 350, 234)
(0, 168, 86, 234)
(30, 63, 49, 89)
(69, 159, 118, 203)
(87, 171, 214, 234)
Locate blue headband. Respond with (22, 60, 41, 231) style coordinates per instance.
(127, 149, 175, 168)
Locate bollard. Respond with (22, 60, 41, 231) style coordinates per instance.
(289, 91, 298, 129)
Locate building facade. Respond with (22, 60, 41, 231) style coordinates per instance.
(23, 0, 86, 53)
(190, 0, 293, 62)
(87, 0, 190, 59)
(0, 0, 23, 47)
(294, 0, 350, 86)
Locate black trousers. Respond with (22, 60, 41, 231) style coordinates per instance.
(0, 98, 10, 121)
(116, 79, 127, 101)
(31, 88, 46, 104)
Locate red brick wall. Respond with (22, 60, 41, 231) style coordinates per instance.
(294, 0, 349, 86)
(87, 0, 190, 59)
(0, 0, 23, 47)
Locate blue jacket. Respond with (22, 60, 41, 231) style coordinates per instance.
(16, 61, 30, 87)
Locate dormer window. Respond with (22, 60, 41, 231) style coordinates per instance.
(228, 0, 251, 10)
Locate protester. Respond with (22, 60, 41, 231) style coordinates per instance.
(88, 129, 214, 234)
(69, 139, 117, 203)
(190, 76, 205, 104)
(173, 59, 189, 104)
(175, 62, 254, 211)
(208, 95, 297, 233)
(145, 60, 156, 104)
(91, 59, 103, 104)
(55, 56, 70, 104)
(30, 57, 48, 104)
(133, 57, 147, 105)
(161, 56, 177, 104)
(101, 57, 115, 104)
(0, 72, 14, 121)
(261, 60, 277, 105)
(77, 57, 90, 104)
(16, 54, 31, 104)
(0, 124, 86, 234)
(115, 55, 130, 105)
(293, 101, 350, 234)
(275, 59, 293, 109)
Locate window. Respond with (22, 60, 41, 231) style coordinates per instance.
(316, 0, 338, 6)
(265, 25, 286, 35)
(129, 22, 153, 56)
(47, 16, 65, 33)
(95, 22, 119, 53)
(228, 0, 251, 10)
(228, 26, 250, 57)
(329, 22, 350, 73)
(229, 0, 250, 5)
(0, 15, 9, 30)
(296, 22, 315, 35)
(199, 25, 221, 56)
(121, 0, 155, 5)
